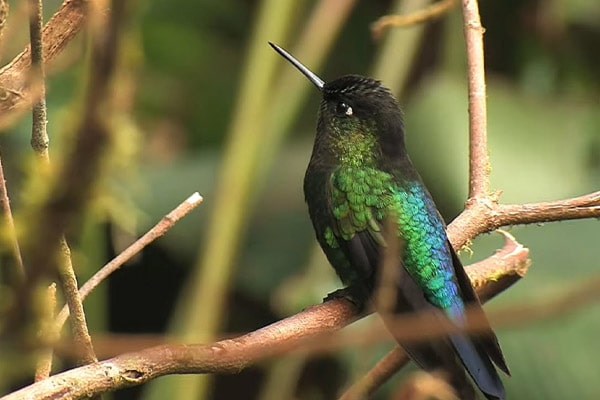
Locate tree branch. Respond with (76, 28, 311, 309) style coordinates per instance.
(34, 283, 57, 381)
(338, 347, 408, 400)
(371, 0, 458, 39)
(18, 0, 94, 375)
(448, 191, 600, 250)
(0, 0, 8, 41)
(0, 0, 88, 123)
(494, 192, 600, 225)
(2, 0, 126, 344)
(0, 151, 24, 282)
(2, 244, 525, 400)
(55, 241, 98, 366)
(24, 0, 98, 375)
(28, 0, 49, 157)
(55, 192, 204, 329)
(462, 0, 489, 198)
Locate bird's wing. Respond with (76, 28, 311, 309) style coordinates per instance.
(338, 221, 500, 399)
(326, 168, 393, 287)
(326, 171, 508, 399)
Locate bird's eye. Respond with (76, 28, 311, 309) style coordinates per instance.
(336, 102, 353, 116)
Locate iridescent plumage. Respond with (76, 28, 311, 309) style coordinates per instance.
(270, 42, 509, 400)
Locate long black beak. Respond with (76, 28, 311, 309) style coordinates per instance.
(269, 42, 324, 91)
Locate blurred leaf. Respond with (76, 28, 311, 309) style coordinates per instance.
(560, 0, 600, 25)
(463, 220, 600, 400)
(406, 73, 597, 207)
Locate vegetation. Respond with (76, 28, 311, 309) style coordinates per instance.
(0, 0, 599, 399)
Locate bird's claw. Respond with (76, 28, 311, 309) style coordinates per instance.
(323, 287, 367, 310)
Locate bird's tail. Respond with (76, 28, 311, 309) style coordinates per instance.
(449, 334, 505, 399)
(400, 338, 478, 400)
(383, 312, 506, 400)
(379, 262, 507, 400)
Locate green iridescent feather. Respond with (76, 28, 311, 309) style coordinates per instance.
(326, 166, 462, 314)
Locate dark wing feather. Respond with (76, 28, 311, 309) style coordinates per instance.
(390, 256, 479, 400)
(449, 334, 505, 400)
(336, 225, 508, 399)
(450, 246, 510, 375)
(339, 229, 382, 287)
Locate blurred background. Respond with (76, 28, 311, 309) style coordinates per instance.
(1, 0, 599, 399)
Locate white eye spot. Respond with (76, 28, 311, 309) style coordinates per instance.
(336, 102, 353, 116)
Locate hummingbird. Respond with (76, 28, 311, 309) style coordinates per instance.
(269, 42, 510, 399)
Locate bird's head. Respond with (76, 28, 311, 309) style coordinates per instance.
(269, 43, 406, 164)
(269, 43, 406, 165)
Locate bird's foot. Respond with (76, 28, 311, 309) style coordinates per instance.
(323, 287, 367, 311)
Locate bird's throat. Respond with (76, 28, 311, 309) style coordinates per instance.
(329, 125, 379, 168)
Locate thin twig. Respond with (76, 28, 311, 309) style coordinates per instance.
(371, 0, 459, 39)
(34, 283, 57, 381)
(57, 241, 98, 365)
(462, 0, 489, 198)
(0, 0, 8, 44)
(28, 0, 48, 157)
(338, 347, 408, 400)
(2, 0, 125, 351)
(461, 230, 530, 301)
(0, 0, 88, 122)
(447, 190, 600, 251)
(0, 151, 25, 282)
(495, 192, 600, 225)
(25, 0, 98, 374)
(55, 192, 204, 329)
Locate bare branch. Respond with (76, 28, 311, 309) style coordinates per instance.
(28, 0, 48, 156)
(55, 192, 204, 329)
(494, 192, 600, 225)
(371, 0, 458, 39)
(448, 191, 600, 250)
(3, 299, 359, 400)
(34, 283, 57, 381)
(462, 0, 489, 198)
(460, 230, 529, 302)
(0, 151, 24, 281)
(23, 0, 98, 373)
(2, 0, 126, 344)
(2, 246, 524, 400)
(0, 0, 88, 123)
(56, 241, 98, 365)
(0, 0, 9, 53)
(338, 347, 408, 400)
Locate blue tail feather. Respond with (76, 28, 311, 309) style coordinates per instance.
(450, 334, 505, 400)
